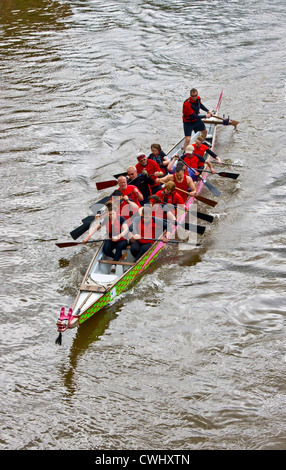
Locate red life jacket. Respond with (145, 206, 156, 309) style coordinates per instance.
(155, 189, 185, 207)
(184, 154, 204, 171)
(182, 96, 202, 122)
(192, 143, 209, 158)
(189, 143, 209, 169)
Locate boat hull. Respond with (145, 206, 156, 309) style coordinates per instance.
(57, 91, 223, 333)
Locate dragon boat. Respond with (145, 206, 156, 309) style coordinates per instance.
(55, 91, 224, 344)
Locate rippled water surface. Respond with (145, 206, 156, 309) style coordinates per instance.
(1, 0, 286, 450)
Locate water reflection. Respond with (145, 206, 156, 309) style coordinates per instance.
(59, 305, 120, 395)
(0, 0, 72, 35)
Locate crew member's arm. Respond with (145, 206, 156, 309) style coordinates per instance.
(82, 222, 102, 243)
(154, 174, 173, 185)
(205, 147, 222, 164)
(112, 219, 129, 241)
(200, 102, 213, 118)
(186, 175, 197, 196)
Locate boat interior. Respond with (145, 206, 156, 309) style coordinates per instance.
(85, 126, 215, 289)
(87, 243, 136, 286)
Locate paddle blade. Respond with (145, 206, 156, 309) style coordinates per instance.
(217, 171, 239, 179)
(201, 179, 221, 197)
(185, 222, 206, 235)
(96, 180, 118, 190)
(70, 221, 91, 240)
(81, 215, 95, 225)
(190, 210, 214, 223)
(194, 195, 218, 207)
(90, 196, 112, 214)
(56, 241, 82, 248)
(56, 239, 106, 248)
(113, 171, 128, 179)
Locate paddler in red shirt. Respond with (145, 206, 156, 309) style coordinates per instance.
(156, 161, 196, 202)
(191, 135, 222, 164)
(116, 175, 143, 222)
(136, 154, 164, 194)
(82, 200, 129, 271)
(138, 194, 176, 224)
(155, 181, 186, 218)
(183, 143, 216, 181)
(182, 88, 213, 151)
(130, 205, 171, 261)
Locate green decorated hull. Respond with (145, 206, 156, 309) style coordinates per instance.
(78, 241, 163, 325)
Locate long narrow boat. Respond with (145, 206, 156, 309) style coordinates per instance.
(55, 91, 223, 344)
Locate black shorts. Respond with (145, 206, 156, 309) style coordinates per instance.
(183, 120, 206, 136)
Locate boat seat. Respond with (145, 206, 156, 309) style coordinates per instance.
(89, 272, 118, 284)
(98, 260, 135, 266)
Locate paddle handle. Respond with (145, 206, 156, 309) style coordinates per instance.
(202, 119, 237, 127)
(202, 119, 228, 125)
(56, 239, 107, 248)
(175, 186, 192, 196)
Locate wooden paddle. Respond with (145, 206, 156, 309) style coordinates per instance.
(155, 238, 203, 246)
(138, 238, 201, 245)
(202, 118, 237, 127)
(96, 179, 118, 190)
(191, 153, 239, 178)
(56, 239, 107, 248)
(195, 195, 217, 207)
(175, 187, 218, 208)
(70, 216, 97, 240)
(97, 171, 160, 190)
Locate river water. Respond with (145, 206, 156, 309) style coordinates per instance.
(0, 0, 286, 451)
